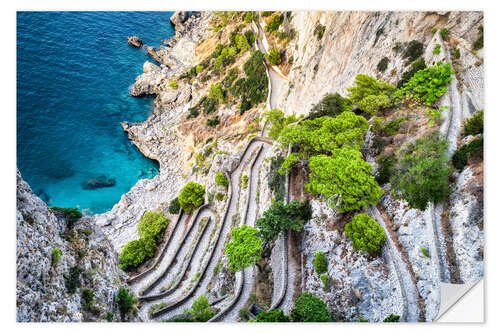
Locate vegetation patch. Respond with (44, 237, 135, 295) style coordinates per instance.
(215, 171, 229, 188)
(464, 110, 483, 136)
(226, 225, 263, 272)
(313, 251, 328, 274)
(267, 155, 286, 201)
(377, 57, 389, 72)
(403, 40, 424, 62)
(309, 93, 351, 119)
(345, 213, 386, 253)
(178, 182, 205, 213)
(168, 197, 180, 214)
(452, 138, 483, 172)
(51, 248, 62, 266)
(347, 74, 395, 115)
(290, 293, 332, 322)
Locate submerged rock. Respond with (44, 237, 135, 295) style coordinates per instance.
(81, 174, 116, 190)
(127, 36, 143, 48)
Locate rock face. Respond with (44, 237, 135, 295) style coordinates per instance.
(16, 170, 131, 322)
(127, 36, 142, 48)
(170, 11, 189, 29)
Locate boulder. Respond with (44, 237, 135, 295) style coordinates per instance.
(147, 46, 162, 64)
(127, 36, 143, 48)
(81, 175, 116, 190)
(170, 11, 189, 28)
(143, 61, 160, 73)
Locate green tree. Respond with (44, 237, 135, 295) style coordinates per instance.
(394, 62, 453, 106)
(137, 210, 169, 243)
(178, 182, 205, 213)
(267, 155, 286, 201)
(215, 171, 229, 188)
(263, 109, 297, 140)
(266, 48, 282, 66)
(309, 93, 351, 119)
(313, 251, 328, 274)
(464, 110, 483, 136)
(278, 112, 369, 172)
(189, 295, 215, 322)
(256, 200, 312, 243)
(209, 83, 225, 104)
(116, 287, 134, 318)
(452, 138, 483, 172)
(119, 238, 156, 270)
(398, 58, 426, 88)
(253, 309, 290, 322)
(169, 197, 180, 214)
(391, 132, 450, 210)
(347, 74, 395, 115)
(266, 14, 283, 32)
(225, 225, 263, 272)
(344, 213, 386, 253)
(377, 57, 389, 72)
(290, 293, 332, 322)
(235, 34, 251, 52)
(306, 148, 383, 212)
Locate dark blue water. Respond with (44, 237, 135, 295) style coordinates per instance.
(17, 12, 174, 213)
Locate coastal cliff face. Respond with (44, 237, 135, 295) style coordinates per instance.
(16, 170, 131, 322)
(17, 10, 483, 322)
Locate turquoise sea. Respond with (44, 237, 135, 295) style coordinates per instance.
(17, 12, 175, 213)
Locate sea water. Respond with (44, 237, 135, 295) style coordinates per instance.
(17, 11, 174, 213)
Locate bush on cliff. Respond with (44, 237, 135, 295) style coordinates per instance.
(464, 110, 483, 136)
(347, 74, 395, 115)
(178, 182, 205, 213)
(252, 309, 290, 322)
(137, 210, 169, 243)
(452, 137, 483, 172)
(169, 197, 181, 214)
(266, 48, 282, 66)
(256, 200, 312, 243)
(391, 132, 450, 210)
(308, 93, 351, 120)
(116, 287, 135, 318)
(267, 155, 286, 201)
(313, 251, 328, 274)
(290, 293, 332, 322)
(307, 148, 383, 212)
(226, 225, 262, 272)
(397, 58, 426, 88)
(263, 109, 297, 140)
(50, 207, 82, 227)
(188, 295, 215, 322)
(345, 213, 386, 253)
(215, 171, 229, 189)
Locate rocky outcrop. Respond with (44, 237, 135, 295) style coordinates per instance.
(16, 170, 130, 322)
(170, 11, 189, 29)
(127, 36, 142, 48)
(81, 175, 116, 190)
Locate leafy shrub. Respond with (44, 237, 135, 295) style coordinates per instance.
(244, 30, 256, 45)
(178, 182, 205, 213)
(64, 265, 82, 294)
(138, 210, 169, 243)
(215, 171, 229, 188)
(50, 207, 82, 227)
(473, 25, 483, 50)
(263, 109, 297, 140)
(240, 174, 249, 188)
(383, 314, 400, 322)
(371, 137, 388, 156)
(262, 11, 274, 17)
(314, 23, 326, 39)
(51, 248, 62, 266)
(377, 57, 389, 72)
(452, 138, 483, 172)
(116, 287, 134, 317)
(256, 200, 312, 243)
(215, 192, 224, 201)
(403, 40, 424, 62)
(235, 34, 251, 52)
(309, 93, 351, 119)
(358, 94, 392, 115)
(241, 50, 268, 108)
(168, 80, 178, 89)
(225, 225, 263, 272)
(253, 309, 290, 322)
(394, 62, 453, 106)
(397, 58, 426, 88)
(244, 11, 255, 23)
(391, 132, 450, 210)
(345, 213, 386, 253)
(239, 308, 249, 320)
(347, 74, 395, 115)
(266, 14, 283, 32)
(266, 48, 282, 66)
(119, 238, 155, 270)
(106, 312, 114, 322)
(421, 248, 429, 257)
(189, 295, 215, 322)
(267, 155, 286, 201)
(375, 154, 396, 184)
(206, 116, 220, 127)
(81, 288, 94, 310)
(313, 251, 328, 274)
(209, 83, 225, 104)
(432, 27, 438, 34)
(451, 47, 461, 60)
(464, 110, 483, 136)
(433, 44, 441, 54)
(291, 293, 332, 322)
(169, 197, 180, 214)
(440, 28, 449, 39)
(382, 117, 406, 136)
(307, 148, 383, 212)
(222, 68, 238, 89)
